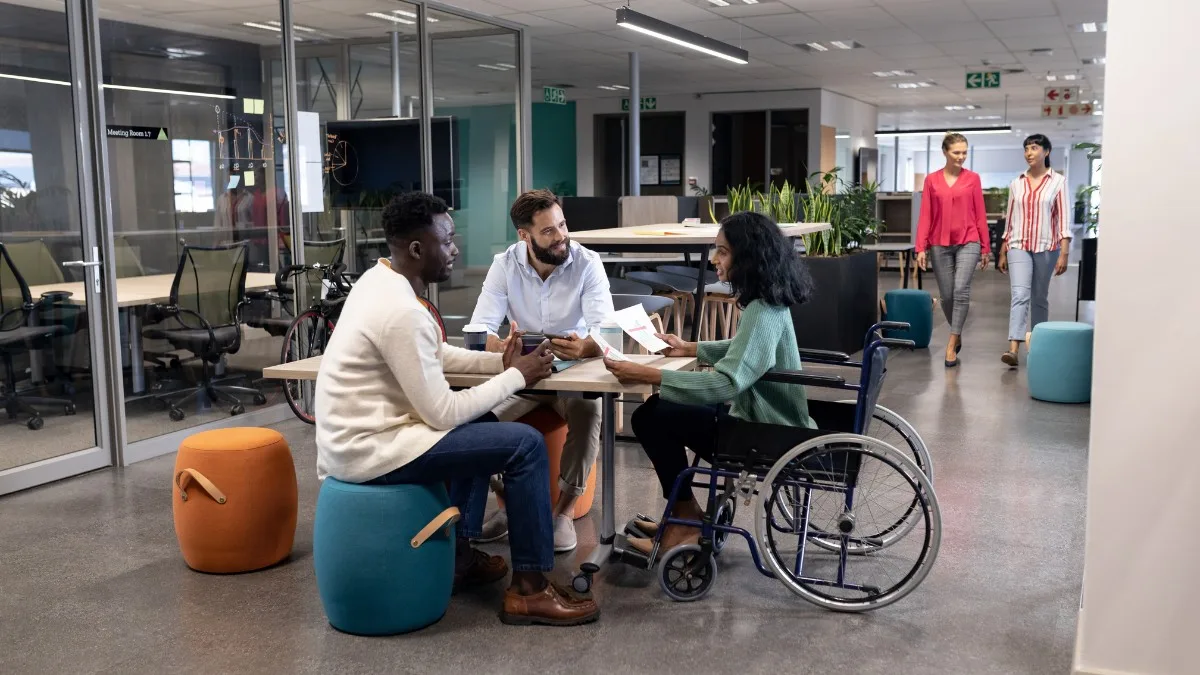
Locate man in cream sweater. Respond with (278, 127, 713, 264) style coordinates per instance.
(315, 192, 599, 626)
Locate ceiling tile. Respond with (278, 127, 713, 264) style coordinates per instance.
(498, 12, 579, 33)
(605, 0, 718, 24)
(1002, 34, 1073, 52)
(883, 1, 978, 25)
(965, 0, 1059, 21)
(734, 37, 805, 55)
(778, 0, 878, 9)
(490, 0, 590, 10)
(848, 26, 929, 47)
(909, 21, 993, 41)
(734, 12, 821, 37)
(872, 43, 946, 59)
(985, 17, 1068, 38)
(806, 7, 901, 30)
(677, 19, 767, 41)
(531, 4, 615, 29)
(702, 3, 799, 19)
(935, 38, 1009, 56)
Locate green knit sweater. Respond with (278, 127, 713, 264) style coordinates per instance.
(659, 299, 815, 429)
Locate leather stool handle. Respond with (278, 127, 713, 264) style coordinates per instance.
(411, 507, 460, 548)
(175, 468, 227, 504)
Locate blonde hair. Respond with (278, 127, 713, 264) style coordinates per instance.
(942, 132, 968, 151)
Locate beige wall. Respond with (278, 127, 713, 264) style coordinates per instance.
(1072, 0, 1200, 672)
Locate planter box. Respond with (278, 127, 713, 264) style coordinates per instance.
(790, 250, 879, 354)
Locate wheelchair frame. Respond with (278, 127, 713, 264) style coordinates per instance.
(610, 322, 942, 611)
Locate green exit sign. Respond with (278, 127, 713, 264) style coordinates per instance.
(966, 71, 1001, 89)
(621, 97, 657, 111)
(543, 86, 566, 105)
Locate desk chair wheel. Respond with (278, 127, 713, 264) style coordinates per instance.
(659, 544, 718, 602)
(169, 407, 185, 422)
(571, 571, 593, 594)
(230, 404, 245, 416)
(64, 403, 76, 416)
(253, 393, 268, 406)
(27, 415, 44, 431)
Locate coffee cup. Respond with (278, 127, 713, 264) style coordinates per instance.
(462, 324, 488, 351)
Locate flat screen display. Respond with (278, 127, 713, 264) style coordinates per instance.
(324, 117, 459, 209)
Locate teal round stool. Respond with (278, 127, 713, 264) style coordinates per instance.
(313, 479, 459, 636)
(1027, 322, 1094, 403)
(882, 289, 933, 349)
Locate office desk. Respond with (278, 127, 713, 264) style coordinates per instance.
(571, 223, 831, 340)
(862, 242, 923, 289)
(29, 272, 276, 393)
(263, 352, 699, 590)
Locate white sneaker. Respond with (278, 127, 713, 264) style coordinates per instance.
(553, 514, 577, 553)
(475, 508, 509, 543)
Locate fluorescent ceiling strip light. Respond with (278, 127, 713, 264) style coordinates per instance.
(804, 42, 828, 52)
(243, 21, 282, 31)
(1, 72, 234, 99)
(1063, 73, 1077, 80)
(969, 114, 1002, 120)
(830, 40, 858, 50)
(706, 0, 729, 5)
(496, 63, 515, 69)
(616, 7, 749, 65)
(742, 0, 759, 4)
(392, 9, 437, 22)
(875, 125, 1012, 138)
(598, 85, 618, 90)
(834, 134, 850, 139)
(477, 64, 509, 71)
(612, 84, 629, 90)
(366, 12, 415, 25)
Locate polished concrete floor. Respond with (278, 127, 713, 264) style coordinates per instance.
(0, 267, 1090, 675)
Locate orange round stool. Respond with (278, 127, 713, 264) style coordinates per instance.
(172, 427, 298, 573)
(513, 406, 597, 520)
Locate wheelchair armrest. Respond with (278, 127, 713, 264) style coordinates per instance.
(797, 348, 850, 362)
(877, 321, 911, 332)
(882, 338, 916, 349)
(760, 369, 846, 387)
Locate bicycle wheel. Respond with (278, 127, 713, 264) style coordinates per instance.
(280, 309, 335, 424)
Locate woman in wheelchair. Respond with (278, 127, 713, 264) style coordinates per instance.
(604, 211, 815, 557)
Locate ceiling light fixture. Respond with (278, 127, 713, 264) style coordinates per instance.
(366, 12, 415, 25)
(1083, 57, 1106, 65)
(875, 125, 1012, 138)
(477, 64, 510, 71)
(945, 104, 981, 111)
(391, 9, 437, 22)
(873, 70, 916, 78)
(834, 133, 850, 139)
(598, 85, 618, 91)
(1046, 74, 1058, 81)
(612, 84, 630, 90)
(0, 72, 236, 99)
(243, 20, 318, 33)
(801, 42, 829, 52)
(706, 0, 730, 6)
(1073, 22, 1107, 32)
(968, 114, 1003, 120)
(829, 40, 860, 50)
(1063, 73, 1077, 81)
(894, 81, 936, 89)
(741, 0, 759, 4)
(615, 7, 749, 64)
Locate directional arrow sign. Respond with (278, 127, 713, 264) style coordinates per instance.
(966, 72, 982, 89)
(966, 71, 1000, 89)
(1044, 86, 1080, 104)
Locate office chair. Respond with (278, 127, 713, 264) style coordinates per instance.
(3, 239, 87, 394)
(0, 243, 76, 430)
(144, 242, 266, 420)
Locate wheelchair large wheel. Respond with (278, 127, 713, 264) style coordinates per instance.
(754, 434, 941, 612)
(839, 401, 933, 482)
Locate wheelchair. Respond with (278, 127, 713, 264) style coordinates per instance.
(616, 322, 941, 612)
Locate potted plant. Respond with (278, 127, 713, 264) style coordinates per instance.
(787, 168, 882, 353)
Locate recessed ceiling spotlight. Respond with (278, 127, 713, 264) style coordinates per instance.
(799, 42, 829, 52)
(1082, 57, 1106, 65)
(706, 0, 730, 6)
(366, 12, 415, 25)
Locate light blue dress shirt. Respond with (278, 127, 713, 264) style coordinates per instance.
(470, 240, 613, 337)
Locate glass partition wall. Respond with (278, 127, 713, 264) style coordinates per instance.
(0, 0, 530, 492)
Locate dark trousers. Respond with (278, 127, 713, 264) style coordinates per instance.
(630, 395, 726, 501)
(367, 414, 554, 573)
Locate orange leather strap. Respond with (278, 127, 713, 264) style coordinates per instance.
(411, 507, 460, 548)
(175, 468, 227, 504)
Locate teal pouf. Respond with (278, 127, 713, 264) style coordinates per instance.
(313, 479, 459, 636)
(882, 289, 933, 349)
(1027, 322, 1094, 403)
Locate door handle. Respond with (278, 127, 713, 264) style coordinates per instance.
(63, 246, 104, 293)
(62, 260, 102, 268)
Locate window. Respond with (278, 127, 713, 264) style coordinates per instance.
(171, 139, 214, 213)
(0, 150, 36, 202)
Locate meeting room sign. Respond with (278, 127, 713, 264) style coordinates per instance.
(106, 125, 169, 141)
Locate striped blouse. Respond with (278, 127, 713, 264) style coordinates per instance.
(1004, 169, 1072, 253)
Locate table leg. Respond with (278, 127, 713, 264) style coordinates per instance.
(902, 251, 911, 289)
(579, 392, 616, 579)
(127, 308, 145, 395)
(689, 271, 705, 342)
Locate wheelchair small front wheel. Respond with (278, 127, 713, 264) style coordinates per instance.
(658, 544, 718, 602)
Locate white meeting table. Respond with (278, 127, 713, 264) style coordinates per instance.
(263, 352, 698, 591)
(570, 223, 831, 340)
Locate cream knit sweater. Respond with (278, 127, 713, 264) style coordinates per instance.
(315, 259, 526, 482)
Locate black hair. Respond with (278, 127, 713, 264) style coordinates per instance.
(720, 211, 813, 309)
(1024, 133, 1052, 168)
(381, 192, 449, 245)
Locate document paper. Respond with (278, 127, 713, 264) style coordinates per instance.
(610, 305, 670, 353)
(589, 329, 629, 361)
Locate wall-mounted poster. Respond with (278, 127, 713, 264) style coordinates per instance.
(660, 155, 681, 185)
(639, 155, 659, 186)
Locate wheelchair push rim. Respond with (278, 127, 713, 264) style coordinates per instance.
(839, 400, 934, 483)
(753, 434, 942, 612)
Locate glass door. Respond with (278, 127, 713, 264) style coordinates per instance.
(0, 0, 112, 493)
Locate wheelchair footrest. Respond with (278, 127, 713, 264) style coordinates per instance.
(612, 533, 654, 570)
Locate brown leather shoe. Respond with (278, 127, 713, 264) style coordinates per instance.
(454, 548, 509, 592)
(499, 583, 600, 626)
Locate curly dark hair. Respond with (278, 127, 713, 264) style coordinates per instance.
(382, 191, 450, 245)
(510, 189, 561, 229)
(721, 211, 812, 309)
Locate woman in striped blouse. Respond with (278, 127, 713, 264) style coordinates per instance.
(998, 134, 1072, 367)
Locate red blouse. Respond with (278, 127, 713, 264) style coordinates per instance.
(915, 169, 990, 254)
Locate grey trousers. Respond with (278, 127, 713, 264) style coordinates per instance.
(1007, 248, 1057, 341)
(930, 242, 981, 335)
(492, 394, 601, 496)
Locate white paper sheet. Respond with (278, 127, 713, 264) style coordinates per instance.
(610, 305, 670, 353)
(589, 329, 629, 361)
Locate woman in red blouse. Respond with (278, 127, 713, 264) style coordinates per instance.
(915, 132, 990, 367)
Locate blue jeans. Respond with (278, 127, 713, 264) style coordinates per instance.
(368, 414, 554, 572)
(1007, 248, 1057, 341)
